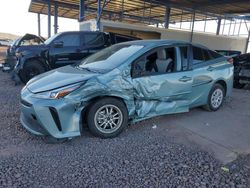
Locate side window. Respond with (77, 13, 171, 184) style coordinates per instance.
(202, 49, 212, 61)
(192, 46, 205, 64)
(179, 46, 188, 71)
(83, 33, 104, 47)
(132, 47, 176, 77)
(116, 35, 134, 43)
(132, 51, 157, 77)
(55, 34, 80, 47)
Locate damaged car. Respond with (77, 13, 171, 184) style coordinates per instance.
(20, 40, 233, 140)
(233, 52, 250, 88)
(5, 34, 44, 70)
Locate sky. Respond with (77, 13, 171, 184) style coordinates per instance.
(0, 0, 79, 37)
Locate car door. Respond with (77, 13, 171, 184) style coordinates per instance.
(131, 45, 193, 119)
(190, 46, 224, 107)
(49, 32, 82, 68)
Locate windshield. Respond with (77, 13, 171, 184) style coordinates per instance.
(12, 38, 21, 46)
(44, 33, 61, 45)
(78, 44, 144, 72)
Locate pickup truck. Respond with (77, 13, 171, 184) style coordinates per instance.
(15, 31, 140, 83)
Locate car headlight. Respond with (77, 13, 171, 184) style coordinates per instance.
(33, 83, 81, 99)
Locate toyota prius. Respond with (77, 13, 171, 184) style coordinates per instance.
(20, 40, 233, 140)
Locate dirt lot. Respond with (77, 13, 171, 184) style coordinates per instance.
(0, 69, 250, 187)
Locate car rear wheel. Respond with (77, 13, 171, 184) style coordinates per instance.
(204, 83, 225, 111)
(87, 98, 128, 138)
(19, 60, 46, 84)
(233, 80, 245, 89)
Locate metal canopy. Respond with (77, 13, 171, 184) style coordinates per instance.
(29, 0, 250, 25)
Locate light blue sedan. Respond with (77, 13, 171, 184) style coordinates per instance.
(20, 40, 234, 140)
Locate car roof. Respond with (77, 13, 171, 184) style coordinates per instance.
(119, 39, 193, 48)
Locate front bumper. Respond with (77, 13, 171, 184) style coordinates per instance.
(20, 88, 84, 139)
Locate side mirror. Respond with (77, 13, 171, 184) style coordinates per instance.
(53, 41, 64, 48)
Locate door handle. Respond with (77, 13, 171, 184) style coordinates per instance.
(207, 66, 215, 71)
(179, 76, 192, 82)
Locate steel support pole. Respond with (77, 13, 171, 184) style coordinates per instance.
(222, 19, 226, 35)
(48, 0, 51, 38)
(238, 19, 242, 36)
(245, 30, 250, 53)
(228, 19, 232, 35)
(119, 0, 124, 22)
(54, 2, 58, 34)
(38, 13, 41, 37)
(216, 18, 221, 35)
(164, 7, 171, 29)
(79, 0, 85, 22)
(232, 20, 236, 36)
(190, 11, 195, 42)
(180, 10, 183, 29)
(97, 0, 101, 31)
(204, 16, 207, 32)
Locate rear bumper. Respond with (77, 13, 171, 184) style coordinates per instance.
(238, 69, 250, 84)
(20, 88, 84, 139)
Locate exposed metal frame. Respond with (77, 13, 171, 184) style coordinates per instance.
(29, 0, 250, 45)
(47, 0, 51, 38)
(79, 0, 85, 22)
(37, 13, 41, 36)
(54, 2, 58, 34)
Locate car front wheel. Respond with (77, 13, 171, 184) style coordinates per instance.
(204, 83, 225, 111)
(87, 97, 128, 138)
(19, 60, 46, 83)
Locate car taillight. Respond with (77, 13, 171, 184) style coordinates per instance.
(227, 58, 234, 64)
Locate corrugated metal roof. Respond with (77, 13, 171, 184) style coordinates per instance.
(29, 0, 250, 24)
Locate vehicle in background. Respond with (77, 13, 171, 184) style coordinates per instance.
(4, 34, 45, 71)
(20, 40, 233, 141)
(233, 53, 250, 88)
(0, 39, 12, 46)
(15, 31, 140, 83)
(7, 34, 44, 56)
(215, 50, 241, 57)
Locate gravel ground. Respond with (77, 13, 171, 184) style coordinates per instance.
(0, 70, 250, 187)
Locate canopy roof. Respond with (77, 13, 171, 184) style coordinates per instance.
(29, 0, 250, 24)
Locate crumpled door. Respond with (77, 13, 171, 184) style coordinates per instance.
(132, 72, 193, 119)
(131, 46, 193, 119)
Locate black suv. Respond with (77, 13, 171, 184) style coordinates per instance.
(15, 31, 140, 83)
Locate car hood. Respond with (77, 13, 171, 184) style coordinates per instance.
(27, 65, 99, 93)
(17, 33, 45, 47)
(19, 33, 45, 43)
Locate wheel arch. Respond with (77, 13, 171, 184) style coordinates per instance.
(214, 79, 227, 96)
(24, 57, 50, 71)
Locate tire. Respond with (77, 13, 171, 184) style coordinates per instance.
(233, 80, 245, 89)
(204, 83, 225, 111)
(87, 97, 128, 138)
(19, 60, 46, 84)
